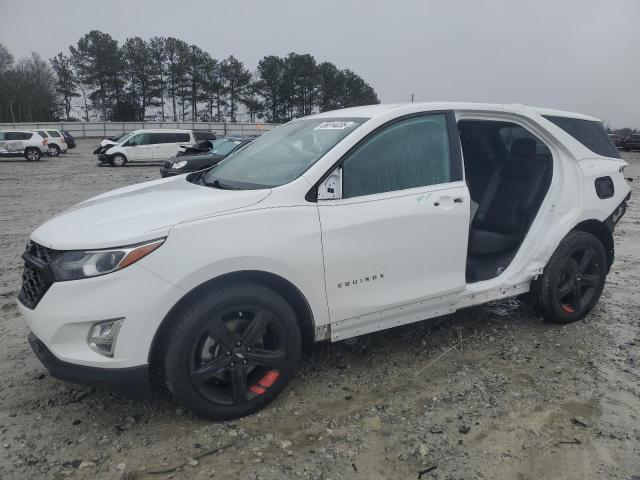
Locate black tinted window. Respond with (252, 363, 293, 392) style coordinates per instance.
(544, 115, 620, 158)
(342, 114, 453, 198)
(150, 133, 175, 144)
(37, 131, 47, 138)
(8, 132, 33, 140)
(498, 125, 552, 160)
(194, 131, 216, 141)
(175, 133, 191, 142)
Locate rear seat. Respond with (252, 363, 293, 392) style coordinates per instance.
(468, 138, 550, 255)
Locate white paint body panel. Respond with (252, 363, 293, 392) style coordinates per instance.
(319, 181, 470, 322)
(20, 102, 631, 369)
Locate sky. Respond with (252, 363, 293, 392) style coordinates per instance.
(1, 0, 639, 127)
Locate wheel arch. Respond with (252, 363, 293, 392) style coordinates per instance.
(571, 219, 614, 272)
(149, 270, 316, 370)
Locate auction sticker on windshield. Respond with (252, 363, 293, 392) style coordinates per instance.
(314, 121, 356, 130)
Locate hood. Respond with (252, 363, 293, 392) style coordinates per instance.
(93, 141, 117, 154)
(31, 176, 270, 250)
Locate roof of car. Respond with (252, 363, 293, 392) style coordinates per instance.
(308, 102, 601, 122)
(0, 129, 40, 134)
(129, 129, 192, 134)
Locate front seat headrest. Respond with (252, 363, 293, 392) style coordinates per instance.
(510, 138, 537, 160)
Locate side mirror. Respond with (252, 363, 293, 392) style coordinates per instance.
(317, 167, 342, 200)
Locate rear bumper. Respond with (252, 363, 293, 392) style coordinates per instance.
(28, 333, 149, 397)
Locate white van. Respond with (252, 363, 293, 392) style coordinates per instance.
(95, 129, 195, 166)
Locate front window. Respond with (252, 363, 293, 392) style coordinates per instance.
(342, 114, 454, 198)
(204, 117, 367, 189)
(115, 132, 133, 144)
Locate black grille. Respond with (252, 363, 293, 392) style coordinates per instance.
(163, 161, 172, 169)
(25, 241, 59, 263)
(18, 242, 59, 309)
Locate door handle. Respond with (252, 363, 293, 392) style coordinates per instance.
(453, 197, 464, 203)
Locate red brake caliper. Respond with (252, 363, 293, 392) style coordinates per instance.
(249, 370, 280, 395)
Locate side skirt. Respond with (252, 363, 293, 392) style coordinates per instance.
(325, 280, 531, 342)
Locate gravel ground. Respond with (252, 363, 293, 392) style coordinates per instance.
(1, 139, 639, 480)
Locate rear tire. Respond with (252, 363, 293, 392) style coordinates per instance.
(24, 148, 41, 161)
(164, 282, 301, 420)
(528, 231, 607, 323)
(48, 145, 60, 157)
(110, 154, 127, 167)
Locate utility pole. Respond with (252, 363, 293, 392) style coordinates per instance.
(410, 93, 415, 103)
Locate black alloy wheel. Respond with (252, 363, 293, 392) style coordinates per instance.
(164, 282, 301, 420)
(189, 306, 287, 405)
(528, 231, 607, 323)
(555, 245, 603, 314)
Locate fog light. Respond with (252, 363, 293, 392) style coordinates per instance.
(88, 318, 124, 357)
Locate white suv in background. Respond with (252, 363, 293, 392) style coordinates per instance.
(38, 129, 68, 156)
(19, 103, 630, 420)
(0, 130, 48, 161)
(94, 129, 196, 166)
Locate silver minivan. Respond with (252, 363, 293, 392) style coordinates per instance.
(94, 129, 196, 167)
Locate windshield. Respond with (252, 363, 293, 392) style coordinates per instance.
(115, 132, 133, 144)
(211, 138, 244, 156)
(204, 117, 367, 188)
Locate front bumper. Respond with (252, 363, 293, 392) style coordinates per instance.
(28, 333, 149, 396)
(160, 167, 184, 178)
(18, 261, 184, 369)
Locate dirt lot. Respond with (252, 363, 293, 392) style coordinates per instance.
(0, 139, 639, 480)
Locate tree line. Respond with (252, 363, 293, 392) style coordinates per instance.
(0, 31, 379, 124)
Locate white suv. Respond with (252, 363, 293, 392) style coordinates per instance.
(94, 129, 195, 166)
(19, 103, 630, 420)
(35, 129, 68, 156)
(0, 130, 48, 161)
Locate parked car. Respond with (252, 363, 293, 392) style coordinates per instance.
(161, 137, 253, 177)
(61, 130, 76, 149)
(0, 130, 48, 161)
(34, 129, 68, 156)
(18, 103, 630, 420)
(93, 129, 196, 166)
(622, 134, 640, 151)
(608, 133, 624, 148)
(194, 130, 217, 142)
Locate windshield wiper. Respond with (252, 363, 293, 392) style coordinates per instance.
(203, 177, 242, 190)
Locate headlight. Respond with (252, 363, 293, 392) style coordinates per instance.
(50, 238, 164, 281)
(173, 160, 188, 169)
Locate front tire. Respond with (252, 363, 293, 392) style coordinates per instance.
(529, 231, 607, 323)
(110, 154, 127, 167)
(164, 282, 301, 420)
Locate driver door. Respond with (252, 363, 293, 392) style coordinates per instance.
(318, 112, 470, 328)
(125, 133, 153, 161)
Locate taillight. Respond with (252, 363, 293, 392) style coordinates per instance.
(42, 139, 47, 146)
(61, 138, 66, 143)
